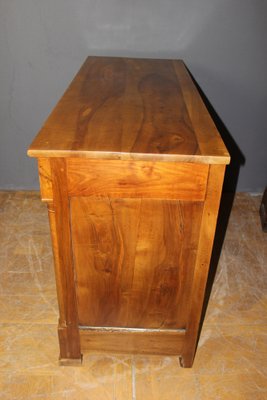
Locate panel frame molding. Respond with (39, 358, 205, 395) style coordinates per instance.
(43, 157, 226, 367)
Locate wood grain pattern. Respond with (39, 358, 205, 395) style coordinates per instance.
(173, 62, 230, 163)
(27, 57, 230, 164)
(71, 197, 203, 330)
(67, 159, 208, 201)
(49, 158, 81, 361)
(38, 158, 53, 202)
(47, 203, 66, 326)
(80, 328, 185, 355)
(27, 57, 230, 366)
(180, 164, 226, 367)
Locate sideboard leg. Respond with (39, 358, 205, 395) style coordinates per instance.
(179, 165, 226, 369)
(49, 159, 82, 365)
(58, 323, 82, 364)
(179, 352, 195, 368)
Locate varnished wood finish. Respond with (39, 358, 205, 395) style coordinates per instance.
(180, 165, 226, 367)
(67, 159, 208, 200)
(172, 63, 229, 163)
(49, 158, 81, 361)
(28, 57, 230, 164)
(38, 158, 52, 202)
(28, 56, 230, 367)
(71, 197, 203, 329)
(80, 327, 185, 356)
(47, 203, 66, 326)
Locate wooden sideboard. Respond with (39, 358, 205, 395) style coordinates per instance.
(28, 56, 230, 367)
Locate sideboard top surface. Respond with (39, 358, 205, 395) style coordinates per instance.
(28, 56, 230, 164)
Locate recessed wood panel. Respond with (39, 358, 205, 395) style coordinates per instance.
(67, 159, 208, 201)
(71, 197, 203, 330)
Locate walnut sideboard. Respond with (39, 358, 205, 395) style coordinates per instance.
(28, 56, 230, 367)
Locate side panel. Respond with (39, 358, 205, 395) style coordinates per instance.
(43, 157, 224, 365)
(71, 197, 203, 329)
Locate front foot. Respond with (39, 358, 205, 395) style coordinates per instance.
(59, 353, 83, 366)
(179, 354, 194, 368)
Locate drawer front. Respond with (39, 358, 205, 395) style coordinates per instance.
(71, 196, 204, 330)
(67, 159, 208, 201)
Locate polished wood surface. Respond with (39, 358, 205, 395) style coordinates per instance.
(80, 327, 185, 355)
(71, 197, 203, 329)
(28, 57, 230, 164)
(180, 165, 226, 367)
(38, 158, 52, 202)
(173, 62, 229, 163)
(49, 158, 81, 361)
(67, 159, 208, 200)
(28, 56, 230, 367)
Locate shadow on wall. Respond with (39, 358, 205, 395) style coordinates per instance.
(186, 66, 245, 355)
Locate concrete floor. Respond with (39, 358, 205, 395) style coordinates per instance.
(0, 191, 266, 399)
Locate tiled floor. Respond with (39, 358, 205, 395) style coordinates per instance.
(0, 191, 266, 399)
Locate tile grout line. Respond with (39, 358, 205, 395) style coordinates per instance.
(132, 357, 136, 400)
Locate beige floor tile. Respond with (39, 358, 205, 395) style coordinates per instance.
(0, 374, 53, 400)
(204, 238, 267, 326)
(51, 354, 132, 400)
(0, 270, 56, 297)
(0, 295, 58, 324)
(0, 191, 10, 208)
(194, 324, 267, 376)
(134, 355, 198, 399)
(0, 323, 59, 373)
(205, 292, 267, 326)
(225, 194, 265, 242)
(197, 373, 267, 400)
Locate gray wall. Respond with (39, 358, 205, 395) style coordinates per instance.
(0, 0, 266, 191)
